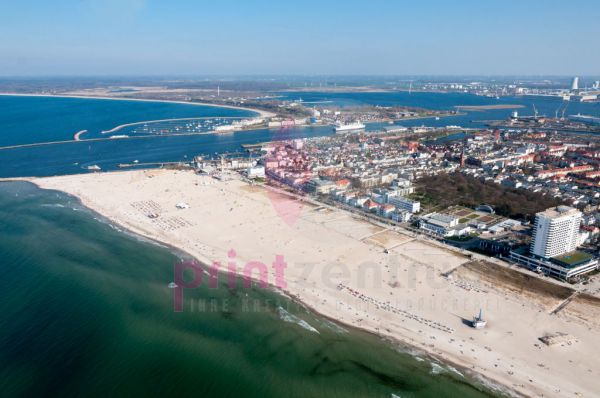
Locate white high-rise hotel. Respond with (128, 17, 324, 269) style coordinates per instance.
(571, 76, 579, 91)
(530, 206, 582, 259)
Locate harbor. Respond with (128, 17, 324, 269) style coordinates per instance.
(484, 108, 600, 134)
(3, 1, 600, 397)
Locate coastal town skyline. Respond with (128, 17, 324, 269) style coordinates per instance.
(1, 2, 600, 398)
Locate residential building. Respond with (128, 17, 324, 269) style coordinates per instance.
(530, 206, 582, 259)
(305, 178, 336, 195)
(419, 213, 470, 237)
(378, 204, 396, 218)
(247, 166, 265, 179)
(387, 196, 420, 213)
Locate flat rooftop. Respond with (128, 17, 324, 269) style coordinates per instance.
(538, 206, 580, 219)
(551, 251, 595, 268)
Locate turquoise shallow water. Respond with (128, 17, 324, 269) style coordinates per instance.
(0, 182, 501, 398)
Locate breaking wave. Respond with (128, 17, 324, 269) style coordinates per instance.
(277, 306, 319, 334)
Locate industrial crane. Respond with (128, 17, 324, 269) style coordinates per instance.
(561, 102, 569, 120)
(554, 101, 569, 120)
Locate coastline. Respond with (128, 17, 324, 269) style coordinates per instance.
(455, 105, 525, 111)
(280, 282, 512, 397)
(1, 175, 506, 396)
(0, 92, 276, 119)
(370, 111, 467, 124)
(19, 169, 600, 398)
(12, 174, 507, 397)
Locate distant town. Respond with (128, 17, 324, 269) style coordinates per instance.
(5, 0, 600, 396)
(187, 96, 600, 285)
(28, 76, 596, 286)
(2, 76, 600, 397)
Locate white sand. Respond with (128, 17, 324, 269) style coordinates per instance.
(32, 169, 600, 398)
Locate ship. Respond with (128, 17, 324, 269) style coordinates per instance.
(568, 113, 600, 126)
(334, 121, 366, 132)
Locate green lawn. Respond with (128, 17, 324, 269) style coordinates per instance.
(552, 251, 594, 267)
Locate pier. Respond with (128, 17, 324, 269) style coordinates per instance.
(73, 130, 88, 141)
(0, 128, 262, 152)
(100, 116, 242, 135)
(117, 161, 191, 169)
(241, 142, 273, 150)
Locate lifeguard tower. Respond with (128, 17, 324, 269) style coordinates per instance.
(472, 308, 487, 329)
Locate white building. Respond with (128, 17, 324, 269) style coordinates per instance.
(292, 139, 304, 150)
(305, 178, 336, 195)
(391, 209, 412, 223)
(247, 165, 265, 179)
(385, 188, 414, 201)
(571, 76, 579, 91)
(387, 196, 420, 213)
(391, 178, 412, 188)
(420, 213, 469, 237)
(378, 204, 396, 218)
(530, 206, 582, 259)
(509, 250, 598, 281)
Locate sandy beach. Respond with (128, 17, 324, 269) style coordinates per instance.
(30, 169, 600, 398)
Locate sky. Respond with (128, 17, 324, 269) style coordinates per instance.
(1, 0, 599, 76)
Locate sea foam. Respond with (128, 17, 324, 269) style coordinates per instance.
(277, 306, 319, 334)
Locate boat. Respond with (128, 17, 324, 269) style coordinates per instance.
(87, 165, 101, 171)
(334, 121, 366, 132)
(168, 282, 178, 289)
